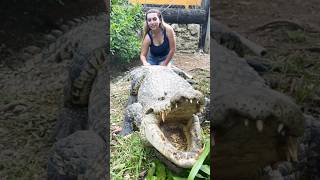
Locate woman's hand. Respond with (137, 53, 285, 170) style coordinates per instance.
(160, 62, 171, 68)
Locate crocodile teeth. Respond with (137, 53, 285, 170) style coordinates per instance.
(277, 123, 284, 133)
(244, 119, 249, 127)
(197, 100, 199, 104)
(190, 99, 193, 103)
(256, 120, 263, 132)
(287, 137, 298, 162)
(175, 104, 178, 108)
(161, 112, 165, 122)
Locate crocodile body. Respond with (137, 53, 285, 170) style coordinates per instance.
(121, 66, 205, 168)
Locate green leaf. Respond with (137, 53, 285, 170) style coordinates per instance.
(155, 161, 166, 180)
(146, 162, 156, 180)
(187, 139, 210, 180)
(200, 165, 210, 175)
(166, 169, 187, 180)
(195, 173, 206, 179)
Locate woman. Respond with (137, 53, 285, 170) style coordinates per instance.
(140, 9, 176, 66)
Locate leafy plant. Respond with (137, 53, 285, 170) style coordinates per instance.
(111, 0, 144, 62)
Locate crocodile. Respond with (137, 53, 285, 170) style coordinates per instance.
(120, 65, 206, 168)
(211, 22, 306, 179)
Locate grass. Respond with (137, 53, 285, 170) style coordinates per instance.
(267, 50, 320, 105)
(111, 132, 155, 179)
(286, 30, 306, 43)
(110, 68, 211, 179)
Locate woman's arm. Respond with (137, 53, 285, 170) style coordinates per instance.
(140, 35, 151, 66)
(162, 24, 176, 66)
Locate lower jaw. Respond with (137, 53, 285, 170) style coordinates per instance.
(141, 114, 203, 168)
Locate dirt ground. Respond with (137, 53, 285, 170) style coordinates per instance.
(174, 52, 210, 72)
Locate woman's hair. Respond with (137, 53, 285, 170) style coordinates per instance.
(142, 9, 166, 39)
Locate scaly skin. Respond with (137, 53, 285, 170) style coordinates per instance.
(122, 66, 205, 168)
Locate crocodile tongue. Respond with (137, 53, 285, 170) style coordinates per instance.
(140, 113, 203, 168)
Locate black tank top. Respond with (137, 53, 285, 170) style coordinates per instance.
(148, 28, 170, 57)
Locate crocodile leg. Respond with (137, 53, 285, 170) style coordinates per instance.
(120, 102, 143, 136)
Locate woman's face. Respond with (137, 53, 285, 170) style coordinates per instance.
(146, 13, 161, 30)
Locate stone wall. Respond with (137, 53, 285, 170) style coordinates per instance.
(171, 24, 200, 53)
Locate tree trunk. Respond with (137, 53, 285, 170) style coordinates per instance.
(143, 7, 207, 24)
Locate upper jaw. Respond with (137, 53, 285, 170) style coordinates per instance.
(146, 90, 205, 123)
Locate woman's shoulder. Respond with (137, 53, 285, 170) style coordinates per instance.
(143, 32, 151, 44)
(163, 23, 174, 35)
(163, 23, 174, 31)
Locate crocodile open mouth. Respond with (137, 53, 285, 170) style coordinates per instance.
(142, 95, 205, 168)
(160, 123, 188, 151)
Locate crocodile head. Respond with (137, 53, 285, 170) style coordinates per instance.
(212, 39, 305, 179)
(135, 66, 206, 168)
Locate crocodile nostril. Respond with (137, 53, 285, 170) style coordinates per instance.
(158, 96, 165, 101)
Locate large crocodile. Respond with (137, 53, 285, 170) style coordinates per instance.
(120, 66, 206, 168)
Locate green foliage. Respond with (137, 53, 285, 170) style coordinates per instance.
(111, 133, 154, 179)
(111, 0, 144, 62)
